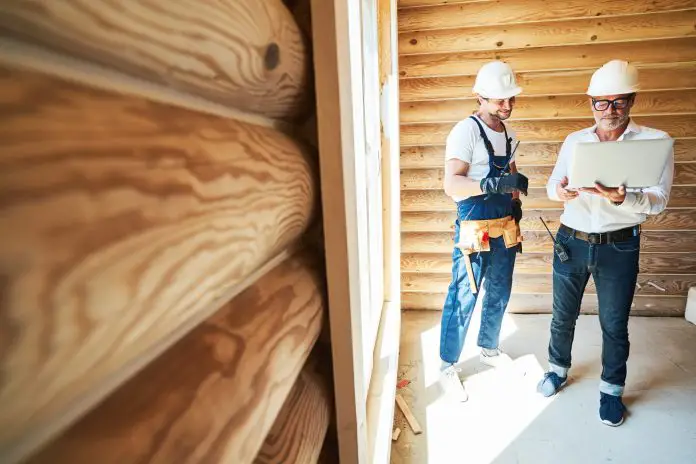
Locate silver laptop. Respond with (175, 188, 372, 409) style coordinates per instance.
(567, 138, 673, 189)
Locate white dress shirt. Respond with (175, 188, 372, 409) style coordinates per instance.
(546, 120, 674, 233)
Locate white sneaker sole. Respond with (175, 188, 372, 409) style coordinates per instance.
(600, 416, 624, 427)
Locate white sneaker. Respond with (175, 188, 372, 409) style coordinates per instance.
(440, 364, 468, 402)
(479, 348, 512, 368)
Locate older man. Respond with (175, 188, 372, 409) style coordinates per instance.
(538, 60, 674, 426)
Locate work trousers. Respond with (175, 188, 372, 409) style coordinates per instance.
(549, 227, 640, 396)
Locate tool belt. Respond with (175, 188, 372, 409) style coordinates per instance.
(456, 215, 523, 254)
(559, 224, 640, 245)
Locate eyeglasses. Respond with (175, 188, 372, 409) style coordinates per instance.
(484, 96, 516, 106)
(591, 96, 633, 111)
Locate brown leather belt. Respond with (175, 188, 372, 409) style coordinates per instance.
(559, 224, 640, 245)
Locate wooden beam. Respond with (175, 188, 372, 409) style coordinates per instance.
(400, 115, 696, 145)
(400, 90, 696, 123)
(26, 251, 325, 464)
(400, 139, 696, 167)
(253, 355, 332, 464)
(401, 186, 696, 211)
(0, 0, 310, 120)
(402, 272, 696, 296)
(401, 163, 696, 190)
(400, 209, 696, 232)
(401, 292, 687, 316)
(398, 0, 696, 32)
(399, 63, 696, 100)
(398, 0, 493, 9)
(399, 37, 696, 79)
(401, 252, 696, 274)
(399, 10, 696, 55)
(0, 66, 316, 463)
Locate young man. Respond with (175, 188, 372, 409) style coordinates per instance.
(439, 61, 529, 401)
(538, 60, 675, 426)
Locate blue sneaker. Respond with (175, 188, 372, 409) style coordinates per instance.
(599, 392, 625, 426)
(537, 372, 567, 397)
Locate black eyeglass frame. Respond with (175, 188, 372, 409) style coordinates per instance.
(591, 94, 635, 112)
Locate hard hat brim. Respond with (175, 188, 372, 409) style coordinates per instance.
(475, 86, 523, 99)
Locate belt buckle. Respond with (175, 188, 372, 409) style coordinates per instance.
(588, 233, 600, 245)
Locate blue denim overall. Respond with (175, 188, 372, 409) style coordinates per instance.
(440, 116, 518, 364)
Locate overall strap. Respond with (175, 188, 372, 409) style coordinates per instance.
(468, 115, 513, 159)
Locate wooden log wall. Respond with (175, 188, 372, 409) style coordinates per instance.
(398, 0, 696, 315)
(0, 1, 331, 463)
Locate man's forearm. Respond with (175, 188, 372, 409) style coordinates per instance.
(444, 174, 483, 199)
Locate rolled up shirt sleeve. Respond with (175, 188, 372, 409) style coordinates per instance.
(547, 136, 574, 201)
(618, 140, 674, 215)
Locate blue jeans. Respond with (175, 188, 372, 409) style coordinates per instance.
(549, 228, 640, 396)
(440, 221, 517, 364)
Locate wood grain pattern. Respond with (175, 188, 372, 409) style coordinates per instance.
(400, 139, 696, 168)
(254, 359, 331, 464)
(0, 0, 309, 120)
(402, 272, 696, 296)
(399, 63, 696, 100)
(400, 115, 696, 145)
(400, 209, 696, 232)
(399, 37, 696, 78)
(399, 10, 696, 55)
(401, 252, 696, 274)
(400, 90, 696, 123)
(26, 251, 325, 464)
(398, 0, 696, 32)
(402, 187, 696, 211)
(398, 0, 493, 9)
(401, 231, 696, 254)
(401, 292, 687, 315)
(401, 163, 696, 190)
(0, 67, 316, 462)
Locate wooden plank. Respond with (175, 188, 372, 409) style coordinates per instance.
(0, 67, 316, 463)
(401, 292, 687, 316)
(400, 209, 696, 232)
(400, 90, 696, 123)
(401, 139, 696, 168)
(0, 0, 309, 120)
(401, 231, 696, 254)
(398, 0, 492, 9)
(399, 37, 696, 78)
(401, 164, 696, 189)
(401, 272, 696, 296)
(401, 252, 696, 274)
(395, 394, 423, 434)
(398, 0, 696, 32)
(399, 63, 696, 100)
(400, 115, 696, 145)
(254, 359, 331, 464)
(399, 10, 696, 55)
(26, 251, 325, 464)
(401, 186, 696, 211)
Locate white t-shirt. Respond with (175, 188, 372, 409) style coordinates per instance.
(445, 116, 517, 202)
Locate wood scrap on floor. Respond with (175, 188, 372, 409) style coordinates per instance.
(392, 428, 401, 441)
(395, 394, 422, 435)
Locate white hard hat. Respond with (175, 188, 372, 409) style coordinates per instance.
(472, 61, 522, 99)
(587, 60, 639, 96)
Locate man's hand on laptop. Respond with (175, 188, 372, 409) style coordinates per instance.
(580, 182, 627, 205)
(556, 176, 579, 201)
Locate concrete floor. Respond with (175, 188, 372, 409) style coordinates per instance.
(391, 310, 696, 464)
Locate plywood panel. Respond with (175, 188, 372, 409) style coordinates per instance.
(400, 90, 696, 123)
(399, 37, 696, 78)
(400, 139, 696, 168)
(401, 292, 687, 315)
(0, 67, 316, 462)
(401, 164, 696, 190)
(26, 251, 325, 464)
(400, 209, 696, 232)
(0, 0, 310, 120)
(401, 252, 696, 274)
(398, 0, 696, 32)
(402, 272, 696, 296)
(401, 231, 696, 254)
(400, 115, 696, 145)
(399, 63, 696, 100)
(399, 10, 696, 55)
